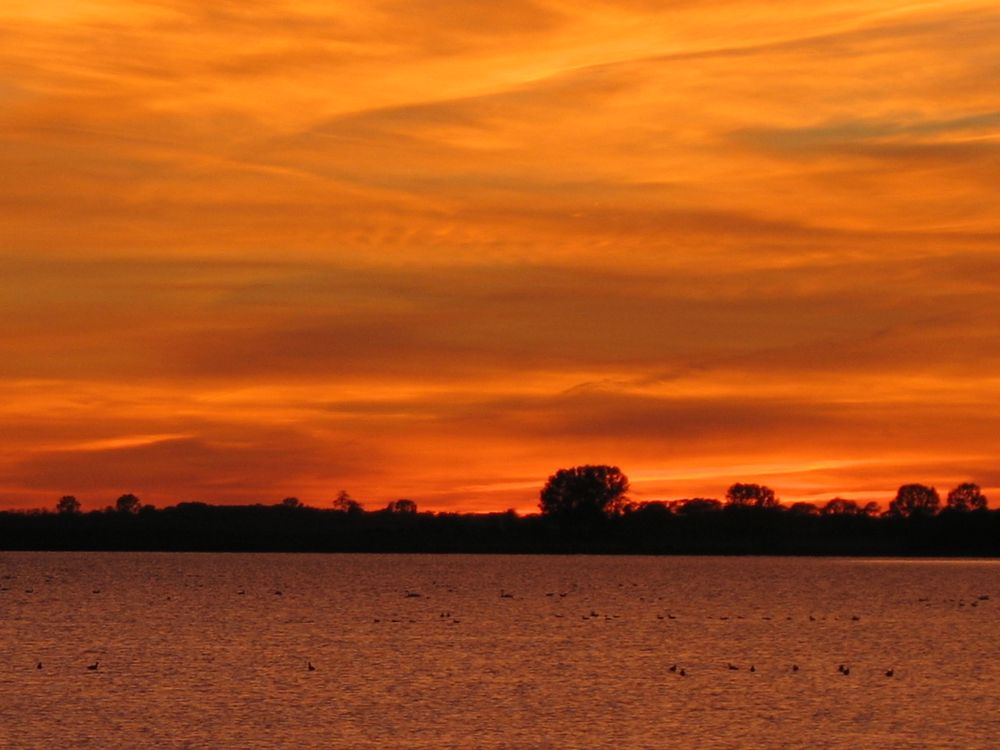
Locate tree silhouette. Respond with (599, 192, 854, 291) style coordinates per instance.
(386, 498, 417, 514)
(725, 483, 778, 509)
(56, 495, 81, 515)
(946, 483, 988, 512)
(539, 465, 630, 521)
(281, 497, 302, 508)
(115, 493, 142, 514)
(888, 484, 940, 518)
(332, 490, 364, 514)
(1, 480, 999, 555)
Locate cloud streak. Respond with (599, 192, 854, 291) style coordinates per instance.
(1, 1, 999, 510)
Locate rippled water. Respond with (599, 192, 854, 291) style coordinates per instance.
(0, 553, 997, 749)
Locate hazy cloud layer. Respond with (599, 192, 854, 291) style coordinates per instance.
(2, 1, 999, 510)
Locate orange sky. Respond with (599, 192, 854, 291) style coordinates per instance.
(2, 1, 999, 512)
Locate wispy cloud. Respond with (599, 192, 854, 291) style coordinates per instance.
(1, 1, 999, 510)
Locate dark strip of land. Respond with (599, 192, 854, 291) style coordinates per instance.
(2, 503, 999, 555)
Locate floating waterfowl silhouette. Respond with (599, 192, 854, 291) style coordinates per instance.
(885, 669, 894, 677)
(87, 661, 99, 671)
(307, 662, 316, 672)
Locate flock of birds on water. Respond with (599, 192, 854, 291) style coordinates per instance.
(3, 571, 992, 681)
(31, 659, 897, 678)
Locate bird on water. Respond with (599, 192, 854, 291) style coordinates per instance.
(308, 661, 316, 672)
(87, 661, 99, 671)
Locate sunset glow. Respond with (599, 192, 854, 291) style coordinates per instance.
(2, 0, 999, 511)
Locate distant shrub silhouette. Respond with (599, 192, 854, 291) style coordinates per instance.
(674, 498, 723, 515)
(860, 501, 881, 517)
(725, 483, 778, 509)
(539, 465, 630, 522)
(787, 501, 820, 516)
(822, 498, 862, 516)
(281, 497, 302, 508)
(628, 501, 672, 520)
(946, 483, 988, 512)
(115, 493, 142, 514)
(888, 484, 940, 518)
(56, 495, 81, 515)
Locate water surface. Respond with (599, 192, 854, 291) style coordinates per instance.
(1, 553, 997, 749)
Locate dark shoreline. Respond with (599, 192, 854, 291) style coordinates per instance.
(2, 503, 998, 556)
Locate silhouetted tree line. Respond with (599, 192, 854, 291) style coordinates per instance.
(0, 469, 997, 555)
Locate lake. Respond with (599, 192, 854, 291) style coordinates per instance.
(0, 553, 997, 749)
